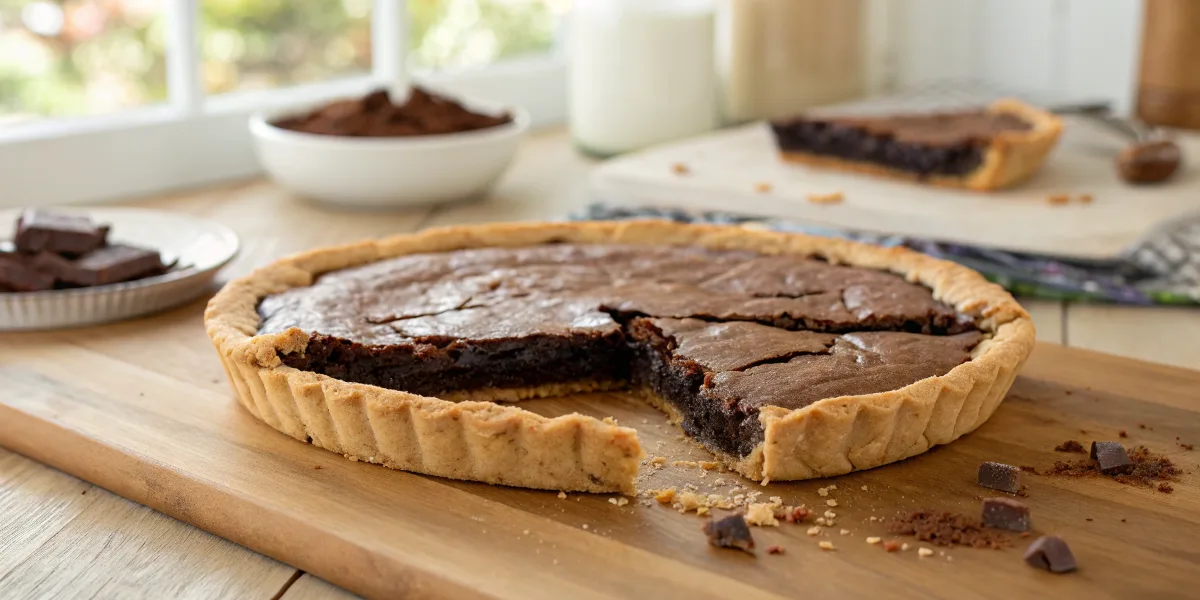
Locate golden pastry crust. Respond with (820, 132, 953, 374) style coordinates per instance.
(779, 98, 1064, 191)
(205, 220, 1035, 494)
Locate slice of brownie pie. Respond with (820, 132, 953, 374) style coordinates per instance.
(770, 99, 1063, 191)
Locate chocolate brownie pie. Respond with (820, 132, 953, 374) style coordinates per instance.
(770, 99, 1063, 190)
(205, 221, 1035, 494)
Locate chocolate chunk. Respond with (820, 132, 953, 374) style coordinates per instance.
(1090, 441, 1132, 474)
(978, 461, 1022, 494)
(702, 515, 755, 554)
(34, 245, 166, 287)
(1024, 536, 1078, 573)
(981, 497, 1031, 532)
(14, 209, 109, 256)
(0, 253, 55, 292)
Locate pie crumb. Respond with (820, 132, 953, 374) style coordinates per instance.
(558, 491, 567, 499)
(582, 524, 589, 530)
(807, 192, 844, 205)
(901, 543, 910, 552)
(860, 485, 868, 491)
(523, 529, 530, 535)
(653, 488, 677, 504)
(650, 456, 666, 466)
(674, 491, 707, 512)
(883, 540, 902, 552)
(609, 498, 618, 505)
(866, 537, 882, 545)
(807, 526, 821, 536)
(754, 182, 773, 194)
(826, 499, 838, 507)
(1079, 193, 1094, 204)
(918, 547, 934, 557)
(766, 545, 785, 555)
(840, 529, 850, 535)
(699, 461, 720, 471)
(818, 541, 836, 551)
(697, 506, 710, 516)
(817, 486, 830, 497)
(1047, 193, 1070, 205)
(745, 503, 780, 527)
(824, 510, 836, 519)
(672, 163, 690, 175)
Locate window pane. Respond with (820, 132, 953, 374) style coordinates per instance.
(0, 0, 167, 126)
(201, 0, 371, 94)
(409, 0, 567, 70)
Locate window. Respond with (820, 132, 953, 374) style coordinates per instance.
(0, 0, 568, 207)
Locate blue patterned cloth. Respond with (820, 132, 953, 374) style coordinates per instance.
(573, 203, 1200, 306)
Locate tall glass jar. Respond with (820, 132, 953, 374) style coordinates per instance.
(717, 0, 866, 124)
(569, 0, 719, 157)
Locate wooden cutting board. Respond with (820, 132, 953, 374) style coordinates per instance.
(591, 117, 1200, 261)
(0, 301, 1198, 599)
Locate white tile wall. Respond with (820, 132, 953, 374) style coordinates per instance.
(883, 0, 1143, 114)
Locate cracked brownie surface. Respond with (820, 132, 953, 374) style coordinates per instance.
(258, 244, 981, 459)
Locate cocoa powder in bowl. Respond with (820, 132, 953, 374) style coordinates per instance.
(273, 87, 512, 138)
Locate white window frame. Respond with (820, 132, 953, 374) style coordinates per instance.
(0, 0, 567, 208)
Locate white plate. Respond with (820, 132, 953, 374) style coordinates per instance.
(0, 208, 239, 331)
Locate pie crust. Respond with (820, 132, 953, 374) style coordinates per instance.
(205, 221, 1035, 494)
(777, 99, 1064, 191)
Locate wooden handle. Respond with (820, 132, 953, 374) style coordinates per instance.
(1137, 0, 1200, 129)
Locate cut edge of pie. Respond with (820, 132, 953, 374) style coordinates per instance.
(204, 220, 1035, 495)
(773, 98, 1064, 191)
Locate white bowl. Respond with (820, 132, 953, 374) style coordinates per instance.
(0, 208, 239, 331)
(249, 100, 529, 209)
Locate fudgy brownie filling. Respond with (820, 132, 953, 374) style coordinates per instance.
(770, 110, 1031, 178)
(283, 331, 629, 396)
(258, 244, 981, 459)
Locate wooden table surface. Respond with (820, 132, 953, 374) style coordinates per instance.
(1, 129, 1198, 599)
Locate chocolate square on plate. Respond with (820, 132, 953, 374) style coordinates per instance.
(1024, 535, 1078, 573)
(34, 244, 166, 287)
(981, 497, 1031, 532)
(0, 253, 56, 292)
(14, 209, 109, 256)
(1090, 441, 1132, 474)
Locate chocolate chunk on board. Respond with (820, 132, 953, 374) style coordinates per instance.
(1024, 536, 1078, 573)
(14, 209, 109, 256)
(978, 461, 1022, 494)
(34, 245, 166, 287)
(702, 515, 755, 554)
(1091, 441, 1133, 474)
(981, 497, 1031, 532)
(0, 254, 56, 292)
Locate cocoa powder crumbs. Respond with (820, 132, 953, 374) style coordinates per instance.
(1159, 483, 1175, 493)
(1044, 445, 1182, 492)
(1020, 465, 1039, 474)
(1055, 440, 1087, 453)
(887, 510, 1012, 549)
(1180, 442, 1194, 451)
(783, 506, 812, 524)
(1119, 429, 1128, 438)
(766, 545, 785, 555)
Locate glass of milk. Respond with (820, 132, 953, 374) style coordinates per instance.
(569, 0, 718, 157)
